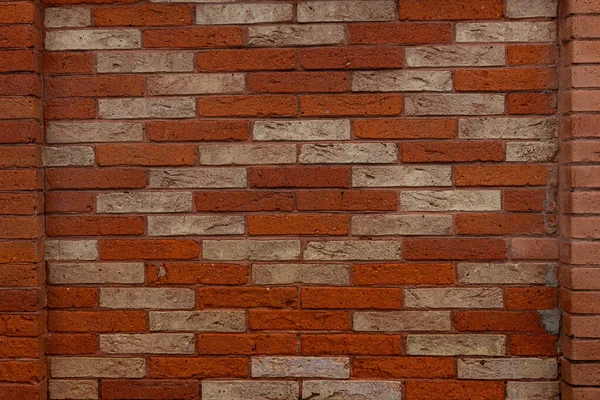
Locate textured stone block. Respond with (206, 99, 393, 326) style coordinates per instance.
(405, 288, 503, 309)
(199, 144, 297, 165)
(456, 22, 556, 43)
(45, 8, 91, 28)
(297, 1, 396, 22)
(148, 74, 245, 95)
(352, 70, 452, 91)
(506, 0, 557, 18)
(50, 357, 145, 378)
(506, 381, 560, 399)
(97, 192, 193, 213)
(405, 45, 505, 67)
(353, 311, 451, 332)
(405, 94, 505, 116)
(47, 122, 143, 143)
(458, 263, 556, 285)
(45, 240, 98, 261)
(458, 358, 558, 379)
(48, 262, 145, 284)
(352, 215, 452, 236)
(149, 168, 247, 188)
(252, 264, 350, 285)
(97, 52, 194, 73)
(253, 120, 351, 141)
(148, 215, 244, 236)
(203, 381, 298, 400)
(406, 334, 506, 356)
(150, 311, 246, 332)
(304, 241, 401, 261)
(196, 4, 292, 24)
(299, 143, 397, 164)
(46, 29, 141, 50)
(100, 288, 195, 309)
(353, 166, 452, 187)
(49, 380, 98, 399)
(42, 146, 94, 167)
(506, 140, 557, 162)
(302, 380, 403, 400)
(400, 190, 501, 211)
(248, 25, 345, 47)
(100, 334, 195, 354)
(203, 240, 301, 261)
(459, 118, 558, 139)
(99, 98, 195, 119)
(252, 357, 350, 378)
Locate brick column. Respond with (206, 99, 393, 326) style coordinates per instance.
(560, 0, 600, 398)
(0, 0, 46, 398)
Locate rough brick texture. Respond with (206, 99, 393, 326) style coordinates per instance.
(0, 0, 592, 398)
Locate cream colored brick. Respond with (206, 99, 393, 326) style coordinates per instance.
(252, 264, 350, 285)
(253, 120, 351, 141)
(97, 192, 193, 213)
(400, 190, 502, 212)
(148, 215, 244, 236)
(459, 117, 558, 139)
(100, 333, 195, 354)
(99, 97, 195, 119)
(45, 8, 91, 28)
(148, 73, 245, 95)
(304, 241, 401, 261)
(203, 381, 298, 400)
(506, 381, 560, 400)
(405, 45, 506, 67)
(456, 22, 556, 43)
(149, 168, 247, 188)
(196, 4, 292, 24)
(405, 94, 505, 116)
(199, 144, 297, 165)
(458, 263, 556, 285)
(506, 140, 557, 162)
(100, 288, 195, 309)
(352, 214, 452, 236)
(47, 122, 143, 143)
(46, 29, 140, 50)
(299, 143, 397, 164)
(458, 358, 558, 379)
(248, 25, 345, 47)
(50, 357, 145, 378)
(353, 166, 452, 187)
(352, 71, 452, 92)
(297, 1, 397, 22)
(49, 380, 98, 400)
(45, 240, 98, 261)
(406, 334, 506, 356)
(252, 357, 350, 378)
(48, 262, 145, 284)
(150, 311, 246, 332)
(97, 52, 194, 73)
(405, 288, 503, 309)
(506, 0, 557, 18)
(353, 311, 451, 332)
(203, 240, 301, 261)
(42, 146, 94, 167)
(302, 381, 403, 400)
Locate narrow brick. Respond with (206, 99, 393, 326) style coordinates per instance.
(48, 262, 145, 284)
(50, 357, 145, 378)
(458, 358, 557, 379)
(354, 119, 456, 139)
(296, 190, 397, 211)
(248, 215, 349, 236)
(352, 215, 452, 236)
(456, 22, 556, 43)
(252, 357, 349, 378)
(252, 264, 349, 285)
(99, 98, 195, 119)
(506, 0, 557, 18)
(148, 215, 244, 236)
(400, 0, 502, 20)
(101, 380, 199, 400)
(42, 146, 94, 167)
(147, 73, 245, 95)
(48, 311, 147, 333)
(458, 263, 555, 285)
(97, 192, 192, 213)
(506, 382, 559, 400)
(197, 333, 296, 355)
(194, 191, 294, 212)
(406, 45, 505, 67)
(45, 240, 98, 261)
(196, 4, 292, 25)
(100, 239, 200, 260)
(203, 381, 298, 400)
(100, 333, 194, 354)
(300, 46, 404, 70)
(405, 380, 505, 400)
(349, 23, 452, 45)
(405, 94, 505, 116)
(302, 381, 402, 400)
(149, 120, 248, 142)
(297, 1, 396, 22)
(150, 311, 245, 332)
(197, 49, 297, 72)
(352, 70, 451, 92)
(301, 94, 403, 117)
(249, 71, 348, 93)
(149, 168, 246, 188)
(199, 144, 296, 165)
(100, 288, 195, 309)
(250, 310, 349, 331)
(203, 240, 301, 261)
(406, 334, 505, 356)
(455, 68, 557, 92)
(401, 190, 501, 212)
(47, 122, 143, 143)
(45, 7, 91, 28)
(459, 117, 557, 139)
(405, 288, 503, 309)
(49, 380, 97, 400)
(300, 143, 397, 164)
(506, 140, 557, 162)
(352, 357, 454, 379)
(46, 29, 140, 50)
(143, 27, 242, 49)
(403, 238, 506, 260)
(198, 95, 297, 117)
(247, 25, 345, 47)
(253, 120, 350, 141)
(97, 52, 194, 73)
(250, 167, 350, 188)
(149, 357, 248, 379)
(304, 241, 401, 261)
(455, 164, 550, 186)
(353, 166, 451, 187)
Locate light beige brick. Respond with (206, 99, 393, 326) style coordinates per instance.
(304, 241, 401, 261)
(406, 334, 506, 356)
(353, 166, 452, 187)
(458, 358, 558, 380)
(247, 25, 345, 47)
(99, 97, 195, 119)
(46, 29, 141, 50)
(252, 264, 350, 285)
(300, 143, 397, 164)
(47, 122, 143, 143)
(148, 73, 245, 95)
(203, 240, 301, 261)
(50, 357, 145, 378)
(203, 381, 299, 400)
(150, 311, 246, 332)
(97, 192, 193, 213)
(302, 381, 403, 400)
(459, 118, 558, 139)
(405, 288, 503, 309)
(506, 0, 557, 18)
(45, 240, 98, 261)
(49, 379, 98, 400)
(100, 333, 195, 354)
(353, 311, 451, 332)
(45, 8, 91, 28)
(297, 1, 397, 22)
(458, 263, 556, 285)
(199, 144, 297, 165)
(405, 45, 506, 67)
(456, 22, 556, 43)
(400, 190, 502, 212)
(100, 288, 195, 309)
(405, 94, 505, 116)
(253, 120, 351, 141)
(352, 215, 452, 236)
(42, 146, 95, 167)
(252, 357, 350, 378)
(196, 4, 292, 25)
(149, 168, 247, 188)
(506, 381, 560, 400)
(148, 215, 244, 236)
(352, 71, 452, 92)
(48, 262, 145, 284)
(506, 140, 557, 162)
(97, 52, 194, 73)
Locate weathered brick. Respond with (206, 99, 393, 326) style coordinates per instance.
(203, 240, 301, 261)
(354, 119, 456, 139)
(47, 216, 142, 236)
(46, 29, 141, 50)
(401, 190, 501, 212)
(93, 5, 193, 26)
(506, 140, 557, 162)
(301, 94, 403, 117)
(400, 0, 502, 20)
(456, 22, 556, 43)
(405, 288, 503, 309)
(250, 167, 350, 188)
(45, 240, 98, 261)
(49, 380, 97, 400)
(200, 287, 294, 308)
(149, 120, 248, 142)
(148, 263, 247, 285)
(47, 122, 143, 143)
(297, 1, 396, 22)
(199, 144, 296, 165)
(247, 25, 345, 47)
(48, 311, 147, 333)
(406, 45, 505, 67)
(506, 381, 559, 400)
(300, 46, 404, 70)
(196, 4, 292, 25)
(148, 215, 244, 236)
(252, 264, 350, 285)
(299, 143, 397, 164)
(253, 120, 350, 141)
(349, 22, 452, 45)
(506, 0, 557, 18)
(97, 52, 194, 73)
(51, 357, 145, 378)
(194, 191, 293, 212)
(352, 215, 452, 236)
(297, 190, 397, 211)
(150, 311, 245, 332)
(197, 333, 296, 355)
(403, 238, 506, 260)
(203, 381, 298, 400)
(353, 166, 451, 187)
(42, 146, 94, 167)
(353, 311, 451, 332)
(198, 95, 297, 117)
(405, 94, 505, 116)
(149, 357, 248, 379)
(459, 117, 557, 139)
(147, 73, 245, 95)
(97, 192, 192, 213)
(459, 263, 555, 285)
(458, 358, 557, 379)
(101, 380, 199, 400)
(455, 164, 551, 186)
(302, 381, 402, 400)
(143, 27, 242, 49)
(99, 97, 195, 119)
(352, 70, 451, 92)
(249, 214, 349, 236)
(197, 49, 297, 72)
(406, 334, 505, 356)
(45, 7, 91, 28)
(508, 44, 555, 65)
(100, 334, 194, 354)
(48, 262, 145, 284)
(250, 311, 349, 331)
(405, 380, 505, 400)
(304, 241, 401, 261)
(100, 288, 195, 309)
(150, 168, 246, 188)
(249, 71, 348, 93)
(252, 357, 350, 378)
(352, 357, 455, 379)
(46, 98, 96, 120)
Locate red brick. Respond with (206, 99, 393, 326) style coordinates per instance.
(249, 310, 350, 331)
(149, 357, 248, 379)
(563, 359, 600, 386)
(301, 94, 402, 116)
(0, 75, 40, 96)
(195, 191, 294, 212)
(563, 337, 600, 360)
(455, 311, 547, 332)
(148, 120, 248, 142)
(0, 98, 40, 119)
(46, 333, 97, 355)
(0, 242, 43, 263)
(197, 287, 298, 308)
(45, 98, 96, 120)
(0, 146, 39, 168)
(354, 119, 456, 139)
(197, 334, 296, 355)
(0, 26, 39, 49)
(455, 165, 551, 186)
(353, 263, 455, 285)
(0, 3, 36, 24)
(455, 68, 557, 91)
(0, 383, 42, 398)
(0, 360, 44, 382)
(46, 216, 144, 236)
(296, 190, 396, 211)
(102, 380, 199, 400)
(0, 289, 42, 312)
(100, 239, 200, 260)
(48, 311, 147, 333)
(248, 214, 349, 236)
(46, 76, 144, 98)
(405, 380, 505, 400)
(508, 93, 556, 115)
(506, 287, 558, 310)
(0, 193, 42, 215)
(250, 167, 350, 188)
(563, 289, 600, 314)
(45, 192, 94, 213)
(511, 237, 559, 260)
(43, 52, 94, 75)
(148, 263, 247, 285)
(402, 141, 503, 162)
(403, 238, 506, 260)
(143, 27, 243, 48)
(94, 5, 193, 26)
(0, 121, 40, 143)
(198, 95, 297, 117)
(400, 0, 502, 20)
(0, 263, 41, 287)
(0, 337, 41, 358)
(47, 287, 98, 309)
(508, 45, 556, 65)
(302, 334, 402, 355)
(0, 170, 42, 191)
(504, 189, 553, 212)
(0, 314, 44, 337)
(97, 144, 196, 166)
(456, 213, 553, 235)
(47, 168, 147, 189)
(0, 216, 43, 239)
(511, 334, 558, 356)
(353, 357, 454, 379)
(249, 72, 348, 93)
(300, 46, 404, 70)
(197, 49, 297, 71)
(301, 288, 402, 309)
(349, 23, 452, 45)
(0, 50, 36, 73)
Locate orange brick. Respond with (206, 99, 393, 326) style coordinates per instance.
(402, 141, 503, 162)
(511, 334, 558, 356)
(148, 120, 248, 142)
(249, 72, 348, 93)
(504, 189, 552, 212)
(94, 5, 193, 26)
(300, 94, 402, 116)
(296, 190, 397, 211)
(563, 289, 600, 314)
(45, 99, 96, 120)
(353, 263, 455, 285)
(0, 242, 43, 263)
(198, 95, 297, 117)
(508, 92, 556, 115)
(0, 337, 41, 358)
(0, 216, 43, 239)
(405, 380, 505, 400)
(46, 333, 97, 355)
(248, 214, 349, 236)
(197, 287, 298, 308)
(46, 168, 147, 189)
(353, 357, 454, 379)
(0, 360, 44, 382)
(0, 170, 42, 191)
(0, 314, 44, 337)
(349, 23, 452, 45)
(48, 311, 147, 333)
(301, 288, 402, 309)
(0, 289, 42, 312)
(96, 144, 196, 166)
(300, 46, 404, 70)
(45, 192, 94, 213)
(508, 45, 556, 65)
(302, 334, 402, 355)
(100, 239, 200, 260)
(250, 167, 350, 188)
(195, 191, 294, 212)
(506, 287, 558, 310)
(400, 0, 502, 20)
(455, 68, 557, 91)
(143, 27, 243, 48)
(148, 263, 247, 285)
(46, 216, 144, 236)
(249, 310, 350, 331)
(456, 213, 553, 235)
(46, 76, 144, 98)
(0, 121, 40, 143)
(149, 357, 248, 379)
(47, 287, 98, 309)
(0, 98, 40, 119)
(0, 193, 42, 216)
(43, 52, 94, 75)
(455, 311, 547, 332)
(511, 237, 559, 260)
(197, 49, 297, 71)
(101, 380, 199, 400)
(455, 164, 551, 186)
(0, 50, 36, 73)
(0, 146, 39, 168)
(354, 119, 456, 139)
(197, 334, 296, 355)
(0, 26, 39, 49)
(0, 263, 41, 287)
(0, 3, 35, 24)
(0, 74, 40, 97)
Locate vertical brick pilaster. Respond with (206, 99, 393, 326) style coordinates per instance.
(0, 0, 46, 398)
(560, 0, 600, 398)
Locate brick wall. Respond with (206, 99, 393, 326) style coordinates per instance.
(4, 0, 600, 398)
